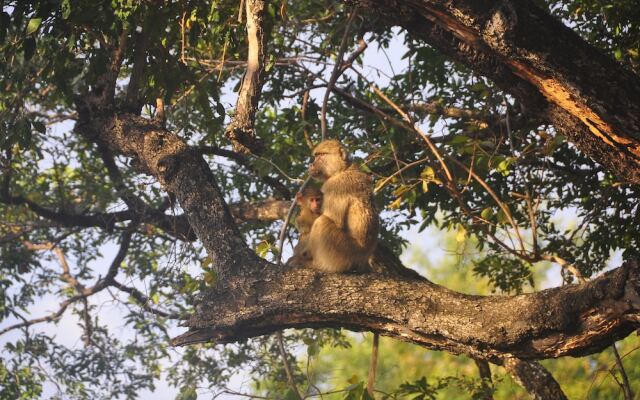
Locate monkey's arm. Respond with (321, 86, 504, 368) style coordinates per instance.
(321, 195, 350, 230)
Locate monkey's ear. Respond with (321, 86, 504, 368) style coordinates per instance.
(339, 147, 348, 161)
(295, 192, 304, 204)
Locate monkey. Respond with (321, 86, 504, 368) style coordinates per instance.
(307, 140, 379, 273)
(286, 186, 323, 266)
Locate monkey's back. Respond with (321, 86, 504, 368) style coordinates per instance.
(321, 165, 378, 253)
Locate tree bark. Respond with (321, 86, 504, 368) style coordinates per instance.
(225, 0, 269, 154)
(363, 0, 640, 183)
(473, 358, 494, 400)
(173, 259, 640, 362)
(74, 112, 260, 279)
(503, 358, 567, 400)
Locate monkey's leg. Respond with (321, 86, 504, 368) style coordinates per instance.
(309, 215, 356, 273)
(286, 240, 312, 268)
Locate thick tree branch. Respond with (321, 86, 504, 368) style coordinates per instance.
(2, 187, 290, 242)
(225, 0, 270, 154)
(74, 110, 259, 278)
(173, 259, 640, 362)
(229, 198, 291, 224)
(366, 0, 640, 183)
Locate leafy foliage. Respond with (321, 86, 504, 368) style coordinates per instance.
(0, 0, 639, 398)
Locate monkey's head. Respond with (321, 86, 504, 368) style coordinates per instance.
(296, 187, 323, 214)
(309, 140, 350, 181)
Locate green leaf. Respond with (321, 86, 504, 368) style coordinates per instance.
(33, 121, 46, 133)
(480, 207, 494, 220)
(216, 102, 225, 122)
(26, 18, 42, 35)
(449, 134, 470, 146)
(265, 54, 276, 72)
(307, 343, 319, 356)
(256, 240, 271, 258)
(614, 48, 623, 60)
(420, 166, 436, 181)
(496, 158, 514, 176)
(15, 119, 32, 148)
(496, 209, 508, 225)
(61, 0, 72, 19)
(176, 385, 197, 400)
(284, 389, 299, 400)
(203, 270, 217, 285)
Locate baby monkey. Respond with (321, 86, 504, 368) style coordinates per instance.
(287, 186, 323, 266)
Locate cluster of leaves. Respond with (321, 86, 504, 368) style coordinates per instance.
(550, 0, 640, 71)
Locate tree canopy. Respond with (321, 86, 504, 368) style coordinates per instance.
(1, 0, 640, 398)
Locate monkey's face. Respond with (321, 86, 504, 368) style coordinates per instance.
(307, 195, 322, 214)
(310, 141, 349, 180)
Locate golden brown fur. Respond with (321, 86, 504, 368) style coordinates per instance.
(307, 140, 378, 273)
(287, 187, 323, 266)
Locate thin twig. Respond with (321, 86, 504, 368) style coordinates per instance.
(301, 75, 315, 149)
(237, 0, 245, 23)
(367, 333, 379, 397)
(276, 331, 303, 399)
(541, 255, 585, 283)
(180, 12, 187, 64)
(374, 157, 429, 194)
(368, 84, 453, 183)
(276, 177, 312, 262)
(446, 156, 525, 253)
(612, 342, 634, 399)
(320, 7, 358, 140)
(253, 155, 305, 184)
(503, 97, 538, 256)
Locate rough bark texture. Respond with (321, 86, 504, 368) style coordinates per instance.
(364, 0, 640, 183)
(473, 358, 494, 400)
(503, 358, 568, 400)
(224, 0, 269, 154)
(173, 259, 640, 362)
(74, 112, 260, 279)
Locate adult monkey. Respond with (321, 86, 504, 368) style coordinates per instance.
(307, 140, 379, 273)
